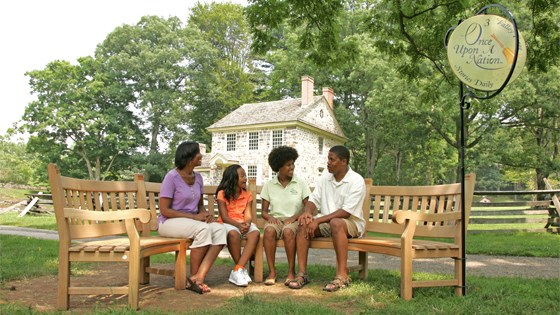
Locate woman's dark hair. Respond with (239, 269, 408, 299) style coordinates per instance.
(216, 164, 243, 201)
(329, 145, 350, 164)
(268, 146, 299, 172)
(175, 141, 200, 169)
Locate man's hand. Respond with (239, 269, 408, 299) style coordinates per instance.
(298, 213, 313, 226)
(305, 220, 319, 239)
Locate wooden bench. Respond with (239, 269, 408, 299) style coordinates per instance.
(144, 179, 264, 283)
(47, 164, 188, 310)
(253, 174, 476, 300)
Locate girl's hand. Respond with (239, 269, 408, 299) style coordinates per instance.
(240, 222, 249, 234)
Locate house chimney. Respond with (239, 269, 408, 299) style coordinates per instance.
(199, 143, 206, 154)
(301, 76, 314, 107)
(322, 87, 334, 110)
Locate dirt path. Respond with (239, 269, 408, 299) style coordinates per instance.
(1, 225, 559, 313)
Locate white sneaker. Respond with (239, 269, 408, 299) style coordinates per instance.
(242, 268, 252, 283)
(229, 269, 248, 287)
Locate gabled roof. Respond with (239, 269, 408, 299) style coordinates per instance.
(207, 96, 346, 139)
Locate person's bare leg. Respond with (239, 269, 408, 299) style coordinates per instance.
(295, 223, 310, 274)
(191, 244, 224, 282)
(263, 227, 277, 279)
(282, 228, 296, 279)
(237, 230, 259, 267)
(289, 223, 314, 288)
(330, 218, 349, 278)
(189, 246, 209, 277)
(227, 231, 242, 265)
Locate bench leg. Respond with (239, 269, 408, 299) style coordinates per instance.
(358, 251, 368, 280)
(128, 254, 140, 310)
(400, 250, 413, 300)
(174, 242, 187, 290)
(57, 252, 70, 310)
(253, 236, 264, 283)
(139, 257, 149, 284)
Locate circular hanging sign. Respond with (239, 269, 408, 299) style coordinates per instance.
(447, 14, 527, 91)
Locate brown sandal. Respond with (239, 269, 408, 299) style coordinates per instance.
(323, 276, 351, 292)
(288, 272, 309, 289)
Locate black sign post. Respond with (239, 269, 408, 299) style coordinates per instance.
(445, 3, 526, 296)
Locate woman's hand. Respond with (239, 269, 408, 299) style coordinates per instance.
(205, 213, 215, 223)
(193, 212, 207, 222)
(267, 216, 281, 225)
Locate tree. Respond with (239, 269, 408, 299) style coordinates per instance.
(21, 57, 144, 180)
(0, 136, 40, 185)
(497, 66, 560, 191)
(186, 2, 258, 146)
(95, 16, 193, 154)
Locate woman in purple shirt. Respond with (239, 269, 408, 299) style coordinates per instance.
(158, 141, 227, 294)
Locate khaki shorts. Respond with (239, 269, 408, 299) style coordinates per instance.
(223, 222, 259, 239)
(317, 218, 360, 238)
(263, 219, 299, 239)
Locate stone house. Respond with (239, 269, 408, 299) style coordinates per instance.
(196, 76, 346, 187)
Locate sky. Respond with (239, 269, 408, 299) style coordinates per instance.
(0, 0, 246, 139)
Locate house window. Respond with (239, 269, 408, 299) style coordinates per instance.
(248, 132, 259, 151)
(226, 133, 236, 151)
(271, 130, 283, 148)
(247, 165, 257, 180)
(318, 137, 324, 154)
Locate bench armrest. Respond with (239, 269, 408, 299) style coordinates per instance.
(63, 207, 152, 223)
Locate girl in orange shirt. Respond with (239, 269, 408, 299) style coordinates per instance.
(216, 164, 260, 287)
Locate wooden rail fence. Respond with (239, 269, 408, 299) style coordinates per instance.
(471, 179, 559, 234)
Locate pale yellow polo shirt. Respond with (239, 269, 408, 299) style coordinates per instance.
(260, 175, 311, 218)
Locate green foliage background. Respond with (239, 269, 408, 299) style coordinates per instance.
(1, 1, 558, 189)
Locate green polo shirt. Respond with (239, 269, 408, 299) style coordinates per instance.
(260, 175, 311, 218)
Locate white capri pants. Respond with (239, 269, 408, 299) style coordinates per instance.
(158, 218, 227, 249)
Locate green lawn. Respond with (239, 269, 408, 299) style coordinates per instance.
(0, 237, 557, 315)
(1, 208, 559, 314)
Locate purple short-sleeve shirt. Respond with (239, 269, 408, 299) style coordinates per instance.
(157, 169, 203, 226)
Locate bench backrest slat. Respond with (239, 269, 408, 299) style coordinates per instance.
(143, 179, 260, 230)
(363, 174, 476, 239)
(48, 164, 150, 240)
